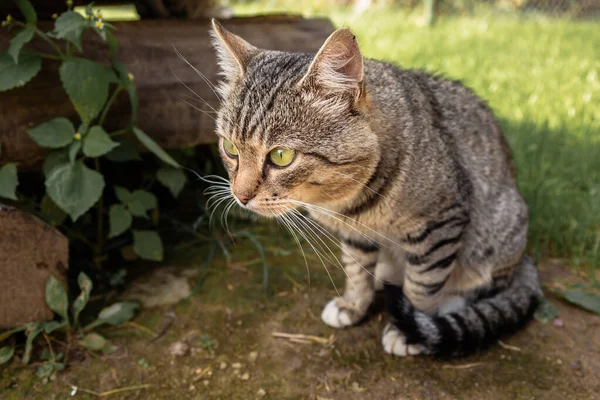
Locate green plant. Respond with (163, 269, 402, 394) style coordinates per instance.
(0, 0, 188, 264)
(0, 272, 139, 375)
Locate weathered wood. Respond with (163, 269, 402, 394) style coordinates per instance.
(0, 204, 69, 329)
(0, 0, 220, 20)
(0, 16, 335, 167)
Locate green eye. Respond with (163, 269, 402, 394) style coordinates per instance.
(269, 147, 296, 167)
(223, 139, 238, 157)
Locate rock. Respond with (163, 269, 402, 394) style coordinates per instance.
(121, 267, 191, 308)
(248, 351, 259, 364)
(168, 341, 190, 356)
(257, 388, 267, 397)
(240, 372, 250, 381)
(0, 205, 68, 329)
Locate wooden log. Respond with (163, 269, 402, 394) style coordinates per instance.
(0, 0, 220, 20)
(0, 16, 335, 168)
(0, 204, 69, 329)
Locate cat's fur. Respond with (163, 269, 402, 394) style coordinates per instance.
(210, 20, 543, 357)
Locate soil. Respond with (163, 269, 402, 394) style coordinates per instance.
(1, 233, 599, 400)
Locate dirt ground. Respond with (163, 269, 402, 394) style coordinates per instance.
(2, 234, 599, 400)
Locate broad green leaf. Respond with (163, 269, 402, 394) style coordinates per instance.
(8, 28, 35, 64)
(45, 160, 105, 221)
(0, 164, 18, 200)
(79, 332, 108, 351)
(0, 346, 15, 365)
(562, 288, 600, 316)
(114, 186, 132, 203)
(59, 60, 110, 123)
(51, 11, 86, 50)
(127, 200, 147, 218)
(40, 194, 67, 226)
(69, 140, 81, 162)
(106, 30, 118, 60)
(43, 320, 67, 334)
(85, 2, 96, 17)
(13, 0, 37, 23)
(108, 204, 132, 238)
(45, 276, 69, 321)
(0, 51, 41, 92)
(534, 297, 559, 323)
(27, 118, 75, 149)
(97, 301, 140, 326)
(157, 167, 187, 198)
(83, 126, 119, 157)
(23, 322, 42, 364)
(131, 190, 157, 211)
(127, 83, 139, 126)
(133, 230, 163, 261)
(132, 127, 179, 168)
(72, 272, 93, 325)
(106, 139, 141, 162)
(43, 149, 69, 178)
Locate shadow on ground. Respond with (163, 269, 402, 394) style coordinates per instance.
(2, 227, 599, 399)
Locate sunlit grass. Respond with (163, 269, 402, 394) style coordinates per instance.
(233, 2, 600, 278)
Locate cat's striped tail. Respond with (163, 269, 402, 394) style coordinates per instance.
(383, 255, 543, 357)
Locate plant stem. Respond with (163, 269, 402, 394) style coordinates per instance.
(99, 85, 123, 126)
(109, 128, 128, 137)
(95, 158, 104, 269)
(15, 22, 65, 58)
(38, 53, 63, 60)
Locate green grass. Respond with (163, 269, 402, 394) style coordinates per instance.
(233, 2, 600, 278)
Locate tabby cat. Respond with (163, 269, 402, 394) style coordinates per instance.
(209, 20, 542, 357)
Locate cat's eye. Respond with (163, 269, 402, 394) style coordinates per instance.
(269, 147, 296, 167)
(223, 138, 239, 157)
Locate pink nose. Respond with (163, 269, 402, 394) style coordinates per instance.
(234, 193, 252, 205)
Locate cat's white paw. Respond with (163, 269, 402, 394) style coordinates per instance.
(321, 298, 359, 328)
(382, 323, 428, 356)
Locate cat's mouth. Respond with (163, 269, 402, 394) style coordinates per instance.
(242, 200, 298, 218)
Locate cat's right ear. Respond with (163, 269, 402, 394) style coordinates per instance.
(211, 19, 260, 78)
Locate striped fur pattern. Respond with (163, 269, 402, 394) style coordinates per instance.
(209, 20, 542, 357)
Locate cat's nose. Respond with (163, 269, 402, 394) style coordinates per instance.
(234, 193, 253, 205)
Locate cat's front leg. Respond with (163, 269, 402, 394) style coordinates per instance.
(321, 239, 379, 328)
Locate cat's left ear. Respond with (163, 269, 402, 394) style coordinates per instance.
(299, 28, 364, 100)
(211, 19, 260, 78)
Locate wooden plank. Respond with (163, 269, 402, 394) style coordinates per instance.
(0, 204, 69, 329)
(0, 16, 335, 167)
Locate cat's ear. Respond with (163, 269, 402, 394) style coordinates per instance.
(211, 19, 260, 78)
(299, 28, 364, 98)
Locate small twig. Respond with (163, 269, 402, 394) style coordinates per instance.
(124, 322, 156, 337)
(498, 340, 522, 352)
(148, 313, 175, 344)
(271, 332, 333, 345)
(42, 333, 55, 361)
(442, 362, 485, 370)
(66, 382, 151, 397)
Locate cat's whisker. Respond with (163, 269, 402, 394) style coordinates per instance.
(290, 200, 404, 250)
(172, 44, 223, 103)
(335, 171, 382, 197)
(174, 94, 217, 122)
(222, 198, 238, 238)
(208, 194, 233, 226)
(184, 168, 230, 186)
(288, 210, 358, 291)
(177, 93, 218, 113)
(169, 66, 219, 113)
(273, 205, 311, 291)
(294, 210, 384, 284)
(279, 211, 341, 298)
(293, 201, 388, 250)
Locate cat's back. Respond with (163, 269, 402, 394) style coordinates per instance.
(363, 59, 517, 185)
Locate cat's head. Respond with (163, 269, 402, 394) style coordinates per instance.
(210, 20, 379, 217)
